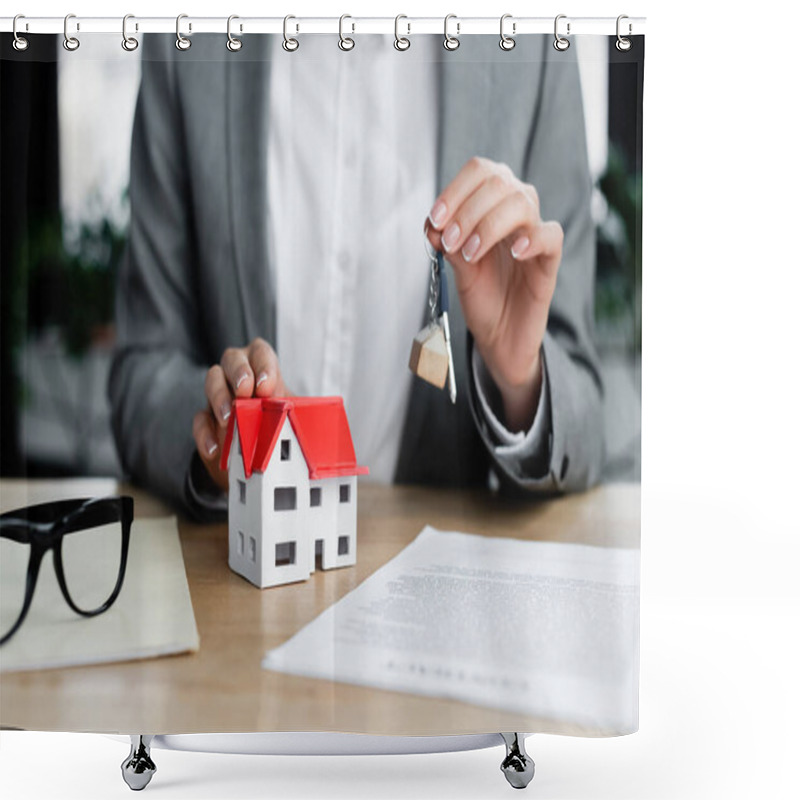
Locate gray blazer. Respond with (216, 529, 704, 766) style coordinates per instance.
(109, 34, 603, 517)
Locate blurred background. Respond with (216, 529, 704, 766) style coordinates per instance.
(0, 34, 641, 483)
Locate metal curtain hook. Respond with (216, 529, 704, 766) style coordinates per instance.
(339, 14, 355, 51)
(12, 14, 29, 51)
(616, 14, 632, 51)
(282, 15, 299, 51)
(122, 14, 139, 51)
(443, 14, 460, 51)
(394, 14, 410, 51)
(227, 15, 242, 51)
(63, 14, 80, 51)
(554, 14, 570, 51)
(175, 13, 191, 51)
(499, 14, 516, 51)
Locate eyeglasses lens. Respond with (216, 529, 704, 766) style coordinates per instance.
(60, 520, 124, 612)
(1, 536, 29, 641)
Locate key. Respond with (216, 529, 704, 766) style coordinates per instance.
(436, 253, 457, 404)
(409, 239, 457, 403)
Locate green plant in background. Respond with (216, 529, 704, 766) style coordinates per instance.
(18, 206, 127, 357)
(595, 144, 642, 353)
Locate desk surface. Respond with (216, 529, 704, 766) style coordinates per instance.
(0, 479, 639, 736)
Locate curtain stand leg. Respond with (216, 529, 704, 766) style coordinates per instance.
(121, 735, 156, 791)
(500, 732, 535, 789)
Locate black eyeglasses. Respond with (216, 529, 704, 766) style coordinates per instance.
(0, 496, 133, 646)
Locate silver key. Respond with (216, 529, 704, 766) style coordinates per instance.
(440, 309, 456, 404)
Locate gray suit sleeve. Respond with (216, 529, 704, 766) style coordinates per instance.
(109, 37, 208, 514)
(468, 55, 604, 494)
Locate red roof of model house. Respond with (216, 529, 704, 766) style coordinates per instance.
(220, 396, 369, 481)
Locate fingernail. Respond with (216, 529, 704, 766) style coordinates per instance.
(442, 222, 461, 252)
(462, 233, 480, 262)
(256, 372, 268, 387)
(206, 440, 218, 457)
(428, 201, 447, 229)
(511, 236, 531, 260)
(234, 371, 249, 390)
(220, 401, 231, 422)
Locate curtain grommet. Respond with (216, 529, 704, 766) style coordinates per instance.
(121, 14, 139, 51)
(63, 14, 80, 52)
(12, 14, 29, 52)
(175, 13, 191, 51)
(282, 15, 299, 52)
(615, 15, 632, 51)
(339, 14, 355, 51)
(443, 14, 460, 51)
(394, 14, 410, 51)
(226, 15, 243, 52)
(554, 14, 571, 51)
(499, 14, 516, 51)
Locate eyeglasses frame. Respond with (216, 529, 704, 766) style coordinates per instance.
(0, 496, 134, 646)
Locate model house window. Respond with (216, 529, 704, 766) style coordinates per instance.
(310, 487, 322, 507)
(275, 541, 297, 566)
(274, 486, 297, 511)
(237, 531, 244, 556)
(338, 536, 349, 556)
(248, 536, 256, 562)
(339, 483, 350, 503)
(280, 439, 291, 461)
(238, 480, 246, 505)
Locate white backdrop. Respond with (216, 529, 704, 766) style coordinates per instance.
(2, 1, 799, 799)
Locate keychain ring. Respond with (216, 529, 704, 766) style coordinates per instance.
(423, 227, 439, 263)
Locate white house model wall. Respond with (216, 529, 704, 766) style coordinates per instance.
(224, 398, 365, 589)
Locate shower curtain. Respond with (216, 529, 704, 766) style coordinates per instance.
(1, 17, 643, 754)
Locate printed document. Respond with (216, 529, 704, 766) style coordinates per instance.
(263, 526, 639, 732)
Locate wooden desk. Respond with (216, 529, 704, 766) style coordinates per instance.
(0, 479, 639, 736)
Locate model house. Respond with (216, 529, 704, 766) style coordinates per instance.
(219, 396, 368, 589)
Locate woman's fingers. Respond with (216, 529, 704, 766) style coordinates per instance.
(221, 347, 255, 398)
(193, 409, 218, 459)
(427, 157, 512, 232)
(205, 365, 233, 428)
(248, 338, 282, 397)
(459, 190, 540, 265)
(197, 337, 287, 493)
(426, 158, 554, 270)
(438, 173, 515, 257)
(192, 409, 228, 491)
(205, 338, 288, 430)
(511, 219, 564, 275)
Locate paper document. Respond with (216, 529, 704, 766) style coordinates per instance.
(1, 516, 199, 672)
(263, 526, 639, 733)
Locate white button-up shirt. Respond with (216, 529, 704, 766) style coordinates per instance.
(267, 36, 438, 482)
